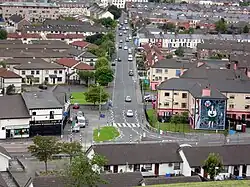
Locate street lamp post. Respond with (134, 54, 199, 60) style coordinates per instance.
(98, 84, 102, 136)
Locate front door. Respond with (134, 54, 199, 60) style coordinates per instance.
(155, 163, 159, 175)
(113, 165, 118, 173)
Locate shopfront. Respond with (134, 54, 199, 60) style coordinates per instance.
(6, 125, 30, 138)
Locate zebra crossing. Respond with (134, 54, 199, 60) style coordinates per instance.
(107, 122, 140, 128)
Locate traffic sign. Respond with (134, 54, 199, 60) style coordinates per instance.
(100, 114, 105, 118)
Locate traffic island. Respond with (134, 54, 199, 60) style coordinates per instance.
(93, 126, 120, 143)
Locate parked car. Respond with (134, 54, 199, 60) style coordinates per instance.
(77, 111, 84, 117)
(38, 84, 47, 90)
(129, 70, 134, 76)
(118, 58, 122, 62)
(125, 96, 132, 102)
(126, 110, 134, 117)
(73, 103, 80, 109)
(76, 116, 86, 128)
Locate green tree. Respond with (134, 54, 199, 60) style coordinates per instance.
(162, 23, 175, 31)
(95, 57, 110, 69)
(28, 136, 60, 173)
(78, 71, 95, 86)
(100, 40, 115, 58)
(60, 141, 82, 164)
(223, 129, 229, 144)
(175, 47, 184, 57)
(215, 18, 227, 33)
(188, 27, 194, 34)
(95, 66, 114, 86)
(243, 25, 249, 33)
(84, 85, 109, 105)
(0, 29, 7, 40)
(6, 84, 15, 95)
(166, 54, 173, 59)
(108, 5, 122, 20)
(65, 153, 107, 187)
(0, 61, 6, 68)
(86, 34, 104, 45)
(203, 153, 223, 180)
(87, 46, 106, 57)
(98, 17, 117, 29)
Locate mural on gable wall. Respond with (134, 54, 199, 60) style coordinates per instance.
(195, 99, 226, 130)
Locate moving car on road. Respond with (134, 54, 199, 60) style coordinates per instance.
(73, 103, 80, 109)
(76, 116, 86, 128)
(128, 54, 133, 61)
(129, 35, 132, 41)
(119, 39, 123, 43)
(119, 33, 123, 36)
(126, 110, 134, 117)
(119, 44, 122, 49)
(124, 45, 128, 50)
(77, 111, 84, 117)
(118, 57, 121, 61)
(124, 30, 127, 34)
(126, 37, 129, 42)
(129, 70, 134, 76)
(125, 96, 132, 102)
(128, 48, 132, 54)
(124, 20, 128, 24)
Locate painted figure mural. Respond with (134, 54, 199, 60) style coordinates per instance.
(195, 99, 226, 130)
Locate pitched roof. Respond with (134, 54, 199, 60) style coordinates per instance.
(0, 68, 21, 78)
(31, 173, 143, 187)
(56, 58, 78, 68)
(79, 51, 97, 58)
(152, 59, 195, 69)
(0, 95, 30, 119)
(0, 172, 8, 187)
(9, 14, 23, 23)
(13, 59, 64, 70)
(74, 63, 94, 70)
(144, 176, 202, 185)
(71, 41, 90, 48)
(182, 144, 250, 167)
(89, 142, 182, 165)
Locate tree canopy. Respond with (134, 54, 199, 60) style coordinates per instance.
(28, 136, 61, 173)
(95, 66, 114, 86)
(78, 70, 95, 86)
(65, 153, 107, 187)
(203, 153, 223, 180)
(60, 141, 82, 164)
(95, 57, 110, 69)
(243, 25, 249, 34)
(84, 85, 109, 105)
(86, 34, 104, 45)
(175, 47, 184, 57)
(0, 29, 7, 40)
(108, 5, 122, 20)
(98, 17, 117, 29)
(215, 18, 227, 33)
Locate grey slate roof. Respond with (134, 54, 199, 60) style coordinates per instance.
(158, 77, 250, 94)
(89, 142, 182, 165)
(8, 14, 23, 23)
(22, 91, 63, 109)
(144, 176, 202, 185)
(13, 58, 65, 70)
(0, 95, 30, 120)
(183, 144, 250, 167)
(79, 51, 97, 58)
(181, 68, 249, 80)
(152, 59, 196, 69)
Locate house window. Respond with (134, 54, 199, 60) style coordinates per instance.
(245, 96, 250, 100)
(22, 71, 25, 75)
(247, 114, 250, 119)
(45, 77, 48, 82)
(165, 69, 168, 73)
(49, 111, 54, 119)
(182, 93, 187, 98)
(245, 105, 250, 109)
(164, 102, 169, 106)
(59, 70, 62, 74)
(54, 70, 57, 74)
(31, 70, 34, 75)
(164, 77, 168, 80)
(174, 163, 180, 170)
(156, 69, 162, 73)
(144, 164, 152, 171)
(36, 70, 39, 75)
(32, 112, 36, 115)
(174, 92, 179, 95)
(181, 103, 187, 108)
(229, 95, 235, 99)
(165, 92, 170, 96)
(46, 70, 49, 74)
(104, 165, 110, 172)
(134, 164, 140, 172)
(229, 104, 234, 109)
(58, 77, 62, 82)
(174, 102, 179, 105)
(221, 166, 229, 173)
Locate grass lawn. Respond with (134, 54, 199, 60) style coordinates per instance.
(70, 92, 91, 104)
(143, 180, 250, 187)
(93, 126, 120, 142)
(146, 109, 222, 134)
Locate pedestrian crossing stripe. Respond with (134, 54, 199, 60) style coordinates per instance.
(108, 123, 140, 128)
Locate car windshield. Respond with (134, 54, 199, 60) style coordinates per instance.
(78, 119, 85, 123)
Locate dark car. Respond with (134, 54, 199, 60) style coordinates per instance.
(111, 61, 116, 66)
(38, 84, 47, 90)
(119, 44, 122, 49)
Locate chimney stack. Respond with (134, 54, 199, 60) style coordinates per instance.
(202, 87, 211, 97)
(234, 61, 238, 70)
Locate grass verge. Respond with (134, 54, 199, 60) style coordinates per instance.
(93, 126, 120, 142)
(142, 180, 250, 187)
(70, 92, 91, 104)
(146, 109, 222, 134)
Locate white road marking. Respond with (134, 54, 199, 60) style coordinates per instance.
(117, 123, 122, 127)
(113, 123, 117, 127)
(122, 123, 127, 127)
(131, 123, 137, 127)
(136, 123, 140, 127)
(127, 123, 131, 127)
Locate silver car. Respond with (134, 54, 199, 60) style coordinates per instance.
(125, 96, 132, 102)
(126, 110, 134, 117)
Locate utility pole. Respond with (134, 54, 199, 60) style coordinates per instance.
(98, 84, 102, 136)
(70, 125, 73, 142)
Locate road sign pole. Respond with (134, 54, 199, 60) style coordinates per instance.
(70, 125, 73, 142)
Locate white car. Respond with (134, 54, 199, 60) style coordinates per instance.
(124, 45, 128, 50)
(125, 96, 132, 102)
(124, 30, 127, 34)
(126, 110, 134, 117)
(129, 36, 132, 40)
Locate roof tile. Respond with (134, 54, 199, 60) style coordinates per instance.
(56, 58, 78, 68)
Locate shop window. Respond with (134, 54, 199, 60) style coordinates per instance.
(174, 163, 180, 170)
(104, 165, 110, 171)
(14, 129, 29, 136)
(221, 166, 229, 173)
(144, 164, 152, 171)
(32, 112, 36, 115)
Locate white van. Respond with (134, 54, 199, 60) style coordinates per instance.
(77, 116, 86, 128)
(128, 54, 133, 61)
